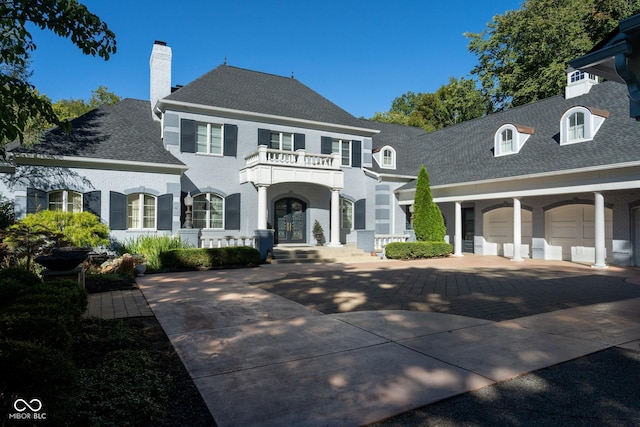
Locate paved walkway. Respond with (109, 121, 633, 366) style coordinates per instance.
(85, 289, 153, 319)
(135, 256, 640, 426)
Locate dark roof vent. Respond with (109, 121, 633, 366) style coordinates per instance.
(171, 85, 183, 93)
(154, 40, 167, 46)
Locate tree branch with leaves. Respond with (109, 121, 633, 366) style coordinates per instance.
(0, 0, 116, 151)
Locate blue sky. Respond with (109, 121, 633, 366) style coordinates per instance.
(27, 0, 523, 119)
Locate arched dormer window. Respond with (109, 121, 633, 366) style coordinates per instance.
(373, 145, 396, 169)
(494, 124, 533, 156)
(560, 106, 607, 145)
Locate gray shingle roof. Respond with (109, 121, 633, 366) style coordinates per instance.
(368, 81, 640, 187)
(165, 65, 366, 128)
(13, 99, 185, 167)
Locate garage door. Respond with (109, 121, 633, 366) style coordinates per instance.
(545, 204, 612, 262)
(484, 207, 532, 257)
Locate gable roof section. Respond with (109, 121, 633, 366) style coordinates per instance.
(164, 65, 366, 128)
(12, 99, 185, 168)
(374, 81, 640, 188)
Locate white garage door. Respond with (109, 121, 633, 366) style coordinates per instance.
(545, 204, 612, 262)
(484, 207, 532, 257)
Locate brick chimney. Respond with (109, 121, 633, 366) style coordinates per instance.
(150, 41, 172, 120)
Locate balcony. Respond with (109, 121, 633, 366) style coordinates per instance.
(239, 146, 344, 189)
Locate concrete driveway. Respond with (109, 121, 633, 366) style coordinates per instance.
(137, 256, 640, 426)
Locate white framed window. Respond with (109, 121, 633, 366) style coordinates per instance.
(494, 124, 533, 156)
(560, 106, 606, 145)
(269, 131, 293, 151)
(340, 198, 353, 229)
(332, 139, 351, 166)
(48, 190, 82, 213)
(192, 193, 224, 229)
(500, 129, 514, 153)
(196, 122, 223, 155)
(568, 111, 585, 141)
(127, 193, 156, 229)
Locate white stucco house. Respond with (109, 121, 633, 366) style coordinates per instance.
(3, 37, 640, 268)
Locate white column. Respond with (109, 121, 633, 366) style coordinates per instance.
(512, 198, 523, 262)
(328, 188, 342, 247)
(453, 201, 463, 257)
(593, 192, 607, 269)
(257, 185, 268, 229)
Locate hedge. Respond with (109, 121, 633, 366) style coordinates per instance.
(158, 247, 261, 271)
(384, 241, 452, 260)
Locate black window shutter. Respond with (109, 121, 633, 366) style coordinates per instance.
(294, 133, 305, 150)
(321, 136, 332, 154)
(354, 199, 366, 230)
(223, 124, 238, 157)
(225, 193, 241, 230)
(109, 191, 127, 230)
(26, 188, 46, 214)
(181, 119, 196, 153)
(180, 191, 187, 228)
(157, 194, 173, 230)
(83, 191, 101, 219)
(258, 128, 270, 146)
(352, 140, 362, 168)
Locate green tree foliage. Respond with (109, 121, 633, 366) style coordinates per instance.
(466, 0, 640, 109)
(413, 165, 446, 242)
(52, 86, 121, 122)
(0, 0, 116, 150)
(371, 77, 489, 131)
(3, 211, 109, 269)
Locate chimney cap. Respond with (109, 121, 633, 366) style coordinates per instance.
(154, 40, 167, 46)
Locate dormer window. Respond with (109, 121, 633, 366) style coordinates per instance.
(560, 106, 607, 145)
(494, 124, 533, 156)
(373, 145, 396, 169)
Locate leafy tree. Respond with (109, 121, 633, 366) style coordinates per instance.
(466, 0, 640, 109)
(371, 77, 489, 131)
(0, 0, 116, 150)
(413, 165, 446, 242)
(52, 86, 121, 122)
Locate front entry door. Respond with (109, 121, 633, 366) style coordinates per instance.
(275, 198, 306, 244)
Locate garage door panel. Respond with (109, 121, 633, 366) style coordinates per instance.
(546, 204, 613, 262)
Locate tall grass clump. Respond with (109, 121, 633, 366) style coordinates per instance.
(121, 235, 188, 272)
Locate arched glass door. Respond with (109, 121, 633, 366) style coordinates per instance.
(275, 198, 307, 244)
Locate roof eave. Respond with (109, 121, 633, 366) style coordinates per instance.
(156, 99, 380, 136)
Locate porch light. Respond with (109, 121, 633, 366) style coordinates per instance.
(183, 191, 194, 229)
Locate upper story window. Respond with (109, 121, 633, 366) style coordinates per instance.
(560, 106, 608, 145)
(48, 190, 82, 213)
(332, 139, 351, 166)
(127, 193, 156, 229)
(196, 122, 223, 155)
(373, 145, 397, 169)
(494, 124, 533, 156)
(193, 193, 224, 229)
(269, 131, 293, 151)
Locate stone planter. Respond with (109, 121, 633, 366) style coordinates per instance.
(35, 247, 92, 271)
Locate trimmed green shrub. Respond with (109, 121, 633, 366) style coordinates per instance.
(0, 267, 41, 286)
(159, 247, 261, 271)
(413, 165, 446, 242)
(385, 241, 452, 260)
(121, 234, 188, 271)
(0, 312, 74, 352)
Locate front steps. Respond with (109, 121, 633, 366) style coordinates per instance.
(270, 244, 380, 264)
